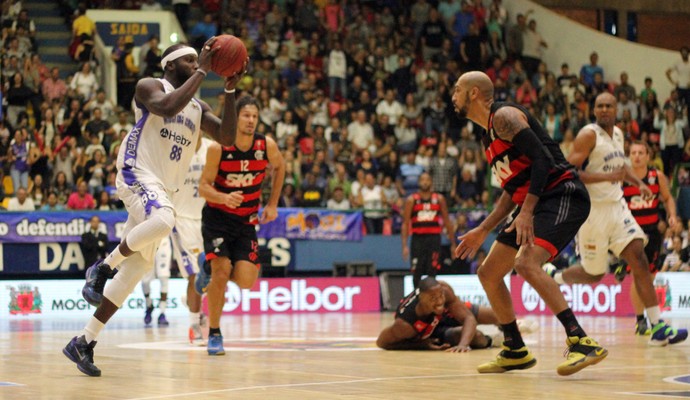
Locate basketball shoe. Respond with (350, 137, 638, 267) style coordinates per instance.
(635, 319, 651, 336)
(63, 335, 101, 377)
(208, 334, 225, 356)
(649, 321, 688, 346)
(556, 336, 608, 376)
(144, 306, 154, 325)
(158, 313, 169, 326)
(477, 344, 537, 373)
(82, 261, 113, 307)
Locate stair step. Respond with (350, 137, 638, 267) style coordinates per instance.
(40, 24, 69, 32)
(41, 53, 75, 65)
(40, 46, 71, 56)
(36, 38, 71, 47)
(36, 31, 71, 40)
(34, 16, 64, 25)
(24, 1, 58, 11)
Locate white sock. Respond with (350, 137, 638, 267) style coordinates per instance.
(646, 306, 661, 326)
(145, 295, 152, 308)
(189, 312, 200, 326)
(82, 317, 105, 343)
(104, 247, 126, 269)
(554, 272, 565, 285)
(159, 298, 167, 314)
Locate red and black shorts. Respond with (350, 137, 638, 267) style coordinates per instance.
(497, 179, 591, 261)
(202, 206, 259, 266)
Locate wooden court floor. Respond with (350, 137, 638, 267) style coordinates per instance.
(1, 313, 690, 400)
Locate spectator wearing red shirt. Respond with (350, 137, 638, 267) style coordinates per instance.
(67, 181, 95, 210)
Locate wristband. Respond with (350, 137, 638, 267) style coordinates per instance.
(196, 68, 207, 77)
(224, 88, 236, 94)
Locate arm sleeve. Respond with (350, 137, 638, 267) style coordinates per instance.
(511, 127, 555, 197)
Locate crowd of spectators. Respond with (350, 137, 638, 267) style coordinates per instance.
(1, 0, 689, 269)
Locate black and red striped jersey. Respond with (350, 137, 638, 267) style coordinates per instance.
(207, 134, 269, 225)
(395, 289, 444, 340)
(623, 167, 661, 232)
(410, 192, 443, 235)
(482, 102, 574, 205)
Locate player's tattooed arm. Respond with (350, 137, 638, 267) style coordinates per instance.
(491, 106, 530, 142)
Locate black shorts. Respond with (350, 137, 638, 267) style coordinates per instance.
(430, 305, 480, 345)
(497, 179, 591, 261)
(410, 234, 441, 274)
(645, 229, 662, 271)
(202, 206, 259, 265)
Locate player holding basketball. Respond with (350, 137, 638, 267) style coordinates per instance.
(377, 277, 537, 352)
(402, 172, 455, 288)
(616, 141, 679, 335)
(548, 94, 687, 346)
(63, 39, 245, 377)
(453, 71, 607, 376)
(199, 96, 285, 356)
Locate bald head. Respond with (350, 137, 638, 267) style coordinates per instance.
(594, 92, 616, 107)
(459, 71, 494, 102)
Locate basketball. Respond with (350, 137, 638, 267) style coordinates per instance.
(210, 34, 247, 77)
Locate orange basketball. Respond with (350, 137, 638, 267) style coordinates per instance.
(210, 35, 247, 77)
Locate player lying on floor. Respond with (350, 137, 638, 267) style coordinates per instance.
(377, 277, 537, 352)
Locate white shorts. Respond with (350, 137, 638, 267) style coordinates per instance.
(170, 216, 203, 278)
(577, 199, 647, 275)
(117, 170, 175, 262)
(143, 235, 172, 281)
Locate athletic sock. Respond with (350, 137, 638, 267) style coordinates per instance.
(144, 294, 152, 308)
(82, 316, 105, 343)
(501, 320, 525, 349)
(209, 327, 221, 336)
(646, 306, 661, 326)
(189, 312, 200, 326)
(103, 247, 126, 269)
(557, 308, 586, 338)
(159, 298, 167, 314)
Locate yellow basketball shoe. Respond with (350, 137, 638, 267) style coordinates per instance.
(477, 344, 537, 373)
(556, 336, 608, 376)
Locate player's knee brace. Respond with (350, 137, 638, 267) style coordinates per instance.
(126, 207, 176, 253)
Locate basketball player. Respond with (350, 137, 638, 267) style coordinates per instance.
(452, 71, 607, 376)
(63, 39, 245, 377)
(402, 172, 455, 288)
(141, 235, 172, 326)
(618, 141, 679, 335)
(548, 94, 687, 346)
(199, 96, 285, 356)
(170, 137, 213, 344)
(377, 277, 537, 351)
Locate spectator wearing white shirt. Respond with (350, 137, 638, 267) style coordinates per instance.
(376, 89, 404, 126)
(347, 110, 375, 153)
(327, 40, 347, 101)
(327, 186, 351, 210)
(8, 187, 35, 211)
(666, 46, 690, 108)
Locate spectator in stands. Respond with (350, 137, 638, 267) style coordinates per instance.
(420, 8, 447, 62)
(616, 91, 638, 122)
(359, 172, 387, 234)
(70, 62, 98, 101)
(8, 129, 29, 193)
(189, 13, 218, 50)
(580, 51, 604, 89)
(140, 0, 162, 11)
(42, 67, 68, 104)
(521, 19, 547, 77)
(666, 46, 690, 108)
(96, 190, 114, 211)
(74, 33, 96, 65)
(7, 186, 34, 211)
(542, 102, 562, 142)
(429, 142, 457, 203)
(411, 0, 432, 39)
(459, 22, 486, 72)
(142, 35, 163, 78)
(41, 191, 64, 211)
(66, 180, 95, 210)
(613, 72, 636, 101)
(50, 170, 71, 204)
(5, 72, 33, 127)
(172, 0, 190, 32)
(661, 236, 687, 272)
(640, 77, 657, 104)
(115, 40, 138, 109)
(559, 128, 575, 159)
(654, 106, 688, 175)
(347, 110, 374, 154)
(83, 89, 115, 122)
(299, 171, 325, 207)
(617, 109, 640, 141)
(506, 12, 527, 61)
(27, 173, 46, 207)
(397, 151, 424, 196)
(376, 89, 403, 126)
(84, 149, 107, 195)
(327, 186, 350, 210)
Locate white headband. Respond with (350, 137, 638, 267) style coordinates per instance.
(161, 47, 198, 69)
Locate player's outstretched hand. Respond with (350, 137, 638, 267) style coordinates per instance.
(223, 191, 244, 208)
(224, 58, 249, 91)
(446, 345, 471, 353)
(199, 37, 218, 73)
(609, 168, 626, 183)
(260, 204, 278, 223)
(505, 210, 534, 247)
(639, 183, 653, 200)
(455, 226, 489, 260)
(425, 339, 451, 351)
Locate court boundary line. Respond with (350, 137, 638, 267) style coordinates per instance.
(126, 364, 690, 400)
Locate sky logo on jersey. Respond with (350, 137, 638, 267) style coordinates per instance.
(160, 128, 192, 147)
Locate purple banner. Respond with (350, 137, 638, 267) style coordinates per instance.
(0, 209, 362, 243)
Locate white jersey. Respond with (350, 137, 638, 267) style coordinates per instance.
(582, 123, 626, 202)
(173, 137, 211, 219)
(116, 78, 203, 191)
